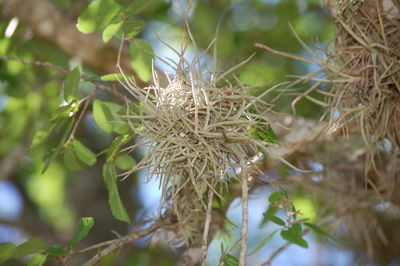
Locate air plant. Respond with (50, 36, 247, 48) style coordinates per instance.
(117, 29, 278, 264)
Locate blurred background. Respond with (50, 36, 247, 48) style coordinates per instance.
(0, 0, 398, 265)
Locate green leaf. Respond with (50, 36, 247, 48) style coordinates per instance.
(0, 242, 16, 263)
(261, 206, 278, 226)
(115, 153, 137, 170)
(304, 222, 334, 240)
(32, 102, 79, 148)
(280, 225, 308, 248)
(124, 0, 148, 16)
(102, 20, 123, 43)
(64, 66, 81, 103)
(129, 39, 153, 82)
(223, 254, 239, 266)
(13, 238, 45, 259)
(71, 140, 97, 167)
(93, 100, 122, 134)
(77, 0, 121, 34)
(68, 217, 95, 248)
(31, 124, 56, 148)
(27, 254, 47, 266)
(103, 134, 131, 162)
(269, 215, 286, 226)
(251, 124, 277, 144)
(248, 229, 278, 256)
(103, 163, 130, 222)
(268, 191, 283, 203)
(64, 146, 88, 171)
(100, 73, 127, 82)
(122, 19, 145, 37)
(46, 245, 67, 257)
(42, 119, 75, 174)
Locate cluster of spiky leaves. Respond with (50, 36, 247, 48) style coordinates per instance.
(118, 47, 274, 244)
(325, 0, 400, 174)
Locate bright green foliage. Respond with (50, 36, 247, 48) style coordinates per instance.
(129, 39, 153, 82)
(27, 254, 47, 266)
(77, 0, 121, 34)
(102, 21, 123, 43)
(115, 152, 137, 170)
(63, 66, 81, 103)
(68, 217, 95, 248)
(103, 163, 130, 222)
(71, 140, 97, 167)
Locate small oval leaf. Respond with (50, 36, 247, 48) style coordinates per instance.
(63, 66, 81, 103)
(129, 39, 153, 82)
(77, 0, 121, 34)
(71, 140, 97, 167)
(68, 217, 95, 248)
(115, 153, 137, 170)
(103, 163, 130, 222)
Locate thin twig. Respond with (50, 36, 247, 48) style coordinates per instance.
(254, 43, 319, 65)
(201, 189, 214, 266)
(0, 56, 69, 73)
(70, 239, 115, 257)
(82, 220, 168, 266)
(239, 159, 249, 266)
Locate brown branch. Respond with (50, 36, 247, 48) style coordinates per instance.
(0, 0, 149, 88)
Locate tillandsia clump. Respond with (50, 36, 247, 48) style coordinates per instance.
(118, 37, 276, 256)
(324, 0, 400, 178)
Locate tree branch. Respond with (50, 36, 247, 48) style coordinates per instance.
(82, 219, 169, 266)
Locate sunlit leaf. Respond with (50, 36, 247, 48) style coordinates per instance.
(129, 39, 153, 82)
(27, 254, 47, 266)
(103, 163, 130, 222)
(13, 238, 45, 259)
(102, 20, 123, 43)
(68, 217, 95, 248)
(100, 73, 127, 82)
(63, 66, 81, 103)
(115, 153, 136, 170)
(77, 0, 121, 34)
